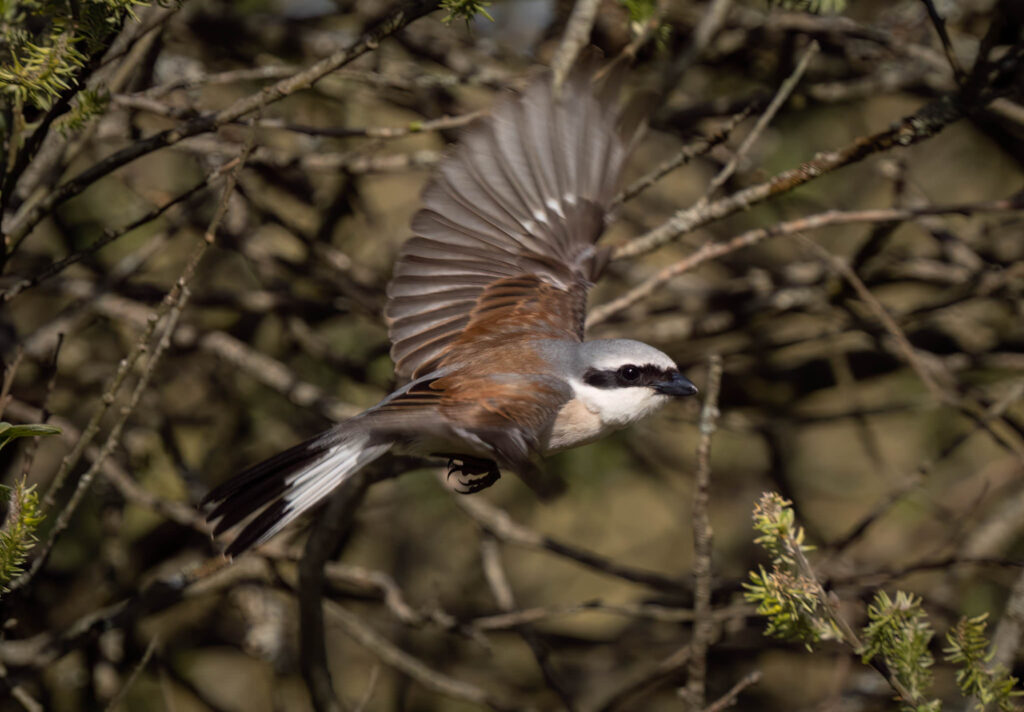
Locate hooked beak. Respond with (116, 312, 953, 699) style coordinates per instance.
(654, 370, 699, 397)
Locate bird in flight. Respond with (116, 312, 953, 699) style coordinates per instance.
(204, 60, 699, 557)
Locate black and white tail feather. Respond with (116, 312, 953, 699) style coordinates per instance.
(203, 425, 390, 557)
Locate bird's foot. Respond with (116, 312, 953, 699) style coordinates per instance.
(444, 455, 501, 494)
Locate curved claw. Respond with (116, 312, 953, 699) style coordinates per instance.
(446, 456, 501, 494)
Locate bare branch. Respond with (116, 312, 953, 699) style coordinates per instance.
(323, 599, 520, 711)
(9, 124, 253, 594)
(698, 41, 819, 205)
(1, 157, 239, 305)
(917, 0, 966, 83)
(991, 568, 1024, 671)
(684, 355, 723, 709)
(701, 671, 762, 712)
(551, 0, 602, 89)
(588, 197, 1022, 328)
(3, 0, 440, 248)
(480, 534, 576, 710)
(102, 637, 158, 712)
(452, 492, 687, 592)
(612, 94, 967, 262)
(299, 473, 371, 712)
(614, 107, 753, 208)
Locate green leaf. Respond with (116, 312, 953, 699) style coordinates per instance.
(0, 422, 62, 452)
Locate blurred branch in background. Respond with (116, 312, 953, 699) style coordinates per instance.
(1, 0, 1023, 710)
(684, 354, 723, 709)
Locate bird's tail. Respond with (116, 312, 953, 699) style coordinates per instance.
(202, 423, 391, 557)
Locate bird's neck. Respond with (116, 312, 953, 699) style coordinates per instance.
(545, 380, 667, 452)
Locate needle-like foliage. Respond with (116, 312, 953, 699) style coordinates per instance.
(0, 422, 59, 594)
(944, 614, 1024, 712)
(439, 0, 493, 26)
(744, 493, 840, 647)
(0, 476, 43, 593)
(0, 0, 139, 109)
(747, 493, 1024, 711)
(860, 591, 940, 711)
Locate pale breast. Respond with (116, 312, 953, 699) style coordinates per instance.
(544, 397, 608, 452)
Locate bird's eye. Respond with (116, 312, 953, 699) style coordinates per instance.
(619, 365, 640, 381)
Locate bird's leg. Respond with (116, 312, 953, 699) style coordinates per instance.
(439, 454, 501, 494)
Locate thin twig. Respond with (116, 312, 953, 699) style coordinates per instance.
(990, 567, 1024, 671)
(176, 137, 441, 174)
(0, 347, 24, 419)
(353, 665, 381, 712)
(0, 660, 43, 712)
(784, 522, 923, 706)
(322, 599, 520, 711)
(26, 155, 239, 506)
(830, 556, 1024, 589)
(800, 236, 947, 402)
(3, 0, 440, 248)
(684, 355, 723, 710)
(594, 643, 695, 712)
(829, 379, 1024, 556)
(827, 474, 924, 554)
(141, 64, 298, 98)
(138, 64, 507, 100)
(917, 0, 966, 83)
(1, 157, 239, 304)
(16, 335, 62, 481)
(588, 197, 1022, 327)
(321, 559, 458, 631)
(551, 0, 602, 90)
(613, 106, 753, 208)
(480, 534, 576, 711)
(607, 0, 669, 69)
(476, 601, 752, 632)
(452, 493, 687, 592)
(256, 110, 483, 138)
(14, 283, 188, 590)
(659, 0, 732, 97)
(114, 95, 484, 139)
(700, 670, 761, 712)
(3, 6, 175, 237)
(35, 283, 363, 422)
(4, 398, 211, 533)
(799, 234, 1024, 461)
(612, 94, 966, 262)
(194, 331, 363, 421)
(279, 545, 749, 636)
(698, 41, 819, 205)
(39, 329, 148, 510)
(103, 637, 159, 712)
(299, 473, 371, 712)
(9, 124, 253, 594)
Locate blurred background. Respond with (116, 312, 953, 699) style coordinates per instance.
(2, 0, 1023, 710)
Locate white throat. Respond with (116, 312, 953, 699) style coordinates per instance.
(570, 379, 669, 428)
(544, 379, 670, 452)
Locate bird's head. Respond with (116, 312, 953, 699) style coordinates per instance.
(572, 339, 698, 427)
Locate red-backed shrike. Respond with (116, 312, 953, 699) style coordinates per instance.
(204, 61, 699, 557)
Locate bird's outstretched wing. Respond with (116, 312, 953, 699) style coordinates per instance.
(204, 62, 646, 554)
(385, 60, 643, 382)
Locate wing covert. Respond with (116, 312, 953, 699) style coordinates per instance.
(385, 59, 642, 382)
